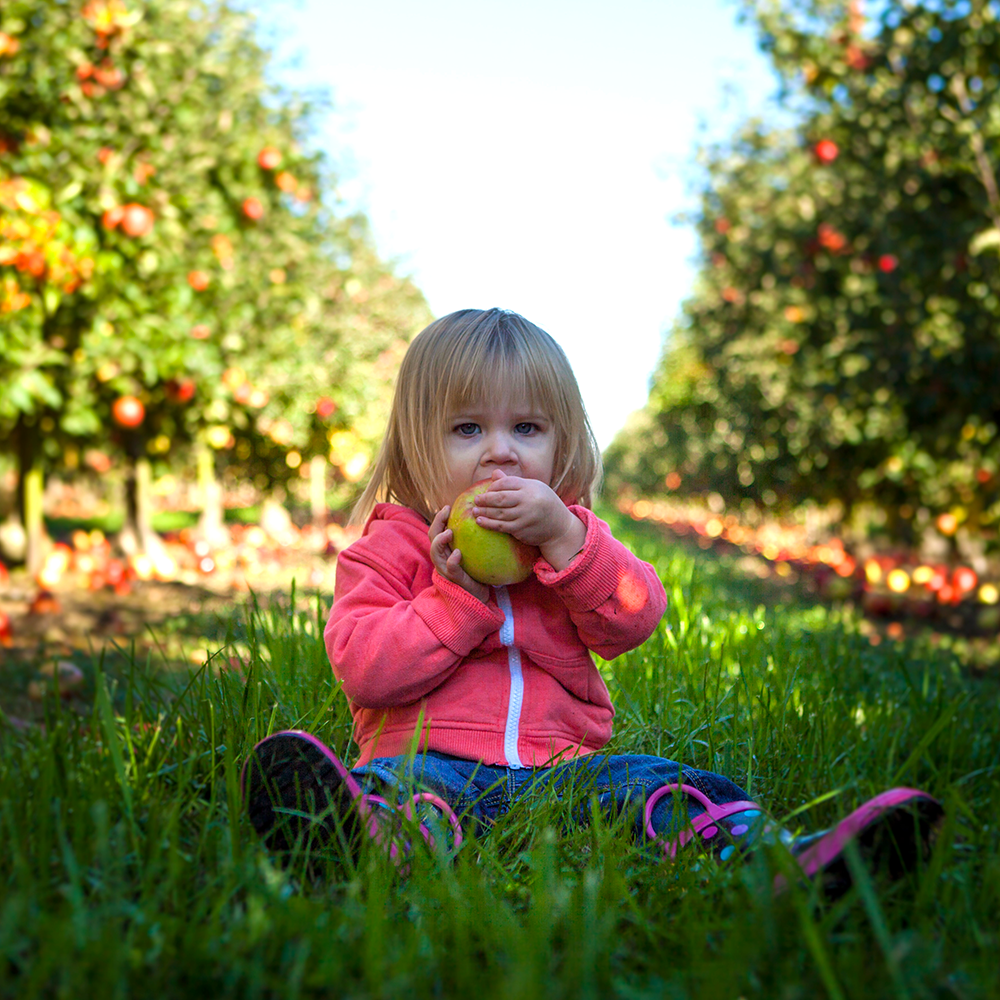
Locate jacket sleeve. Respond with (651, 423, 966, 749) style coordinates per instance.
(533, 506, 666, 661)
(324, 523, 505, 709)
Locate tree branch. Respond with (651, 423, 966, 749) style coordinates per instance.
(947, 73, 1000, 230)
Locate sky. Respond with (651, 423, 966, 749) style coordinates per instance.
(258, 0, 780, 448)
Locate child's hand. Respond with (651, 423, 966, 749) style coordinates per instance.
(471, 471, 586, 571)
(428, 506, 490, 602)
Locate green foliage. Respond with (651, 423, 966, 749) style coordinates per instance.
(0, 0, 430, 485)
(1, 517, 998, 996)
(607, 0, 1000, 543)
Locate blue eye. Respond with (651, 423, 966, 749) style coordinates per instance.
(455, 423, 479, 436)
(514, 422, 537, 435)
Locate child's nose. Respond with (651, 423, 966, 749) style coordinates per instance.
(483, 431, 517, 464)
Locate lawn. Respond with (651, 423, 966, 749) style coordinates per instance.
(1, 510, 997, 999)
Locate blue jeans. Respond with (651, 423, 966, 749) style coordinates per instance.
(353, 751, 756, 847)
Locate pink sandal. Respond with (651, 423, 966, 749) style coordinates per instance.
(643, 781, 944, 898)
(775, 787, 944, 896)
(643, 782, 768, 860)
(241, 730, 463, 862)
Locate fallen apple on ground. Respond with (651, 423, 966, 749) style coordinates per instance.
(28, 660, 85, 701)
(447, 480, 539, 586)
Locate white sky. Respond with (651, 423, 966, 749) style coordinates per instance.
(259, 0, 778, 448)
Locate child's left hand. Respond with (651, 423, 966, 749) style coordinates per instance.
(471, 471, 586, 572)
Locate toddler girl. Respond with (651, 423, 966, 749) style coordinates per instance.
(244, 308, 941, 895)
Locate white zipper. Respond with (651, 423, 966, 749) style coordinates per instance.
(494, 585, 524, 769)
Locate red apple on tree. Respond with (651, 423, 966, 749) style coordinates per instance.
(93, 60, 125, 89)
(190, 323, 211, 339)
(112, 395, 145, 428)
(936, 512, 958, 536)
(121, 203, 154, 237)
(315, 396, 337, 418)
(814, 139, 839, 163)
(166, 377, 196, 403)
(845, 44, 870, 71)
(187, 270, 210, 291)
(102, 205, 125, 230)
(953, 566, 978, 595)
(85, 450, 113, 473)
(447, 480, 540, 586)
(817, 222, 847, 252)
(242, 197, 264, 221)
(133, 162, 156, 184)
(257, 146, 282, 170)
(878, 254, 898, 273)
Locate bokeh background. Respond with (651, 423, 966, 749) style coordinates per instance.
(3, 0, 1000, 652)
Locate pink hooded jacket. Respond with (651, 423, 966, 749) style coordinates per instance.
(324, 502, 667, 767)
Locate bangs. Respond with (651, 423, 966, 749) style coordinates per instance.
(442, 334, 562, 419)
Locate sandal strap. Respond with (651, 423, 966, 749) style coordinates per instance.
(644, 782, 765, 857)
(401, 792, 465, 851)
(361, 791, 464, 859)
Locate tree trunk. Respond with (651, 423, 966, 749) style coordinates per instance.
(196, 444, 229, 547)
(123, 454, 149, 546)
(16, 414, 46, 576)
(119, 451, 168, 561)
(310, 454, 327, 527)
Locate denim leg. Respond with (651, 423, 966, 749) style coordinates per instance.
(352, 752, 510, 838)
(514, 753, 758, 844)
(352, 751, 763, 856)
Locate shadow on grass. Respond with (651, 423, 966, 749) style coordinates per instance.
(0, 583, 330, 728)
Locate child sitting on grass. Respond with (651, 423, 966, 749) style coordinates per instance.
(243, 307, 942, 894)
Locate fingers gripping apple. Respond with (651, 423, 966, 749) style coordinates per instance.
(446, 480, 539, 586)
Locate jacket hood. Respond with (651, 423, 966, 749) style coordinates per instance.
(367, 502, 429, 530)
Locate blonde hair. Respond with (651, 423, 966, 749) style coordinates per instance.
(352, 308, 602, 525)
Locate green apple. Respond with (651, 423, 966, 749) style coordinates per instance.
(447, 480, 539, 586)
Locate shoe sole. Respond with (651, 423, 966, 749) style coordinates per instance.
(241, 730, 365, 856)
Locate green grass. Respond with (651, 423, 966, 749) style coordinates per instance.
(43, 505, 263, 538)
(1, 512, 998, 998)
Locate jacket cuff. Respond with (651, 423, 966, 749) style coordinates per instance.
(534, 506, 622, 613)
(412, 570, 504, 655)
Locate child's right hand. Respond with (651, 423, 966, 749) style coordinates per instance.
(428, 506, 490, 603)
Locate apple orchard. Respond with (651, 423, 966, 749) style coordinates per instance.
(4, 0, 1000, 651)
(596, 0, 1000, 652)
(607, 0, 1000, 565)
(0, 0, 432, 579)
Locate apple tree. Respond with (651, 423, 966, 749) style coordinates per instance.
(0, 0, 429, 568)
(607, 0, 1000, 551)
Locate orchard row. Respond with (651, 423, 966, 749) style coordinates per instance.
(0, 0, 432, 573)
(606, 0, 1000, 551)
(620, 495, 1000, 641)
